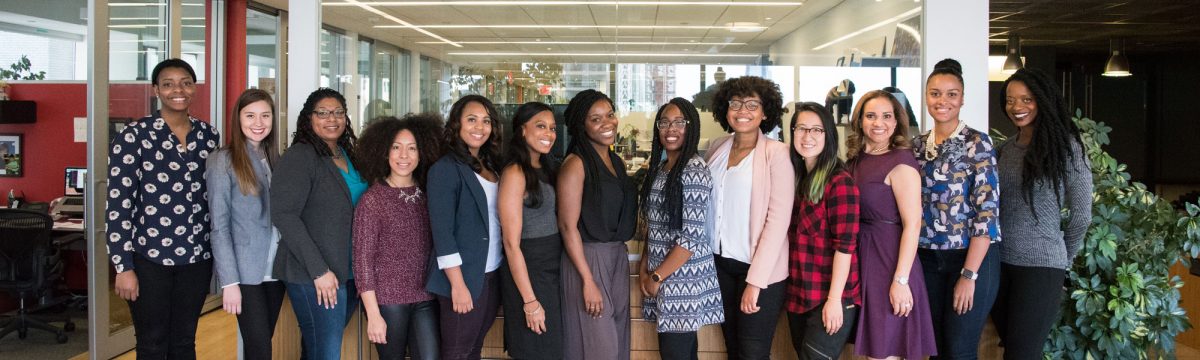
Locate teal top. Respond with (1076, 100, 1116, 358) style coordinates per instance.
(339, 148, 369, 206)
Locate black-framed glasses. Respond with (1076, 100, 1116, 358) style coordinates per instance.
(794, 126, 825, 135)
(314, 109, 347, 119)
(656, 119, 689, 130)
(728, 100, 762, 111)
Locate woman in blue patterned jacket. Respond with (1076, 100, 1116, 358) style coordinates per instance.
(637, 97, 723, 360)
(911, 58, 1002, 359)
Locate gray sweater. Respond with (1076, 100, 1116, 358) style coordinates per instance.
(996, 137, 1093, 269)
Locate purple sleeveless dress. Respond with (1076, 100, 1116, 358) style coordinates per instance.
(851, 149, 937, 358)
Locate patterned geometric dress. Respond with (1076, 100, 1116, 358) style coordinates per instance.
(642, 156, 725, 333)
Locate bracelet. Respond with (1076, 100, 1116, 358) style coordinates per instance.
(523, 304, 543, 315)
(524, 298, 538, 305)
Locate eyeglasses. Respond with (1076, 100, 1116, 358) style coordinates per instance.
(728, 100, 762, 111)
(656, 119, 689, 130)
(314, 109, 347, 119)
(794, 126, 825, 135)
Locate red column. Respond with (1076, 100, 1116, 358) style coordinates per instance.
(224, 0, 248, 135)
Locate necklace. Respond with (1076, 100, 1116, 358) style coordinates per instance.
(866, 145, 890, 154)
(924, 121, 967, 161)
(386, 178, 422, 204)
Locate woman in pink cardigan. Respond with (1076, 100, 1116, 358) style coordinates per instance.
(704, 76, 795, 359)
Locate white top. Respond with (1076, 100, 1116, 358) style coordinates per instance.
(477, 173, 505, 273)
(262, 157, 280, 282)
(708, 144, 754, 264)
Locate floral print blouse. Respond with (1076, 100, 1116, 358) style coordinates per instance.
(912, 125, 1001, 250)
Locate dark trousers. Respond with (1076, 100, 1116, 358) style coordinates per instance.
(920, 248, 1000, 360)
(437, 271, 500, 360)
(658, 331, 698, 360)
(236, 281, 286, 360)
(127, 255, 213, 360)
(286, 279, 360, 360)
(715, 256, 786, 360)
(991, 263, 1066, 360)
(376, 300, 440, 360)
(787, 303, 857, 360)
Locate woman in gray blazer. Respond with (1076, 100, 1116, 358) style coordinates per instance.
(206, 89, 282, 360)
(271, 88, 369, 360)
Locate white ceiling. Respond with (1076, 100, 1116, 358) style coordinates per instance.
(298, 0, 841, 65)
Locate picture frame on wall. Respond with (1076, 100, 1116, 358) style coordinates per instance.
(0, 133, 23, 177)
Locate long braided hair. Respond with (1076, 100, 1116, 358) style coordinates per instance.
(292, 88, 359, 167)
(564, 89, 616, 179)
(640, 97, 702, 231)
(505, 102, 559, 208)
(999, 68, 1084, 215)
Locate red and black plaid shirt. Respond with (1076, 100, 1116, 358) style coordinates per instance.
(786, 170, 861, 314)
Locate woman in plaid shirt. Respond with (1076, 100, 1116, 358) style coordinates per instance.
(784, 102, 861, 359)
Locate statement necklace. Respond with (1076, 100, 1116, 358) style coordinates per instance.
(386, 178, 422, 204)
(924, 121, 967, 161)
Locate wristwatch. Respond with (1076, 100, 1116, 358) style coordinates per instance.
(960, 268, 979, 281)
(894, 276, 909, 286)
(651, 271, 664, 283)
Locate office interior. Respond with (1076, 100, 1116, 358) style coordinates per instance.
(0, 0, 1197, 358)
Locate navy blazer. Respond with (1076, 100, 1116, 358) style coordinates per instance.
(425, 155, 496, 300)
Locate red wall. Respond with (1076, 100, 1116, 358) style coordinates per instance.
(0, 83, 89, 206)
(0, 83, 211, 206)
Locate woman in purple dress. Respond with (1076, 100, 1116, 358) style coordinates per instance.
(846, 90, 937, 359)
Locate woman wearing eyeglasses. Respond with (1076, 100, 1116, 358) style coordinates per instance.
(704, 76, 795, 359)
(638, 98, 723, 360)
(271, 88, 368, 360)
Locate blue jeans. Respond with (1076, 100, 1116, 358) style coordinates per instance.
(286, 280, 360, 360)
(919, 248, 1000, 360)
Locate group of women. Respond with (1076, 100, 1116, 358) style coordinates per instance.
(106, 57, 1092, 360)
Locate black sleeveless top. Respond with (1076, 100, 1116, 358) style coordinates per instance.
(578, 150, 637, 243)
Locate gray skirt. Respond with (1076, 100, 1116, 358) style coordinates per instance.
(560, 241, 631, 360)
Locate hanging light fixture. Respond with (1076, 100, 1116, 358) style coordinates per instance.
(1002, 34, 1023, 74)
(1103, 38, 1132, 77)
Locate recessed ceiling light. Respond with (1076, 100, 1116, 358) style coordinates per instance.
(447, 52, 760, 57)
(326, 1, 804, 6)
(415, 40, 743, 45)
(726, 22, 764, 32)
(378, 24, 766, 30)
(765, 17, 772, 20)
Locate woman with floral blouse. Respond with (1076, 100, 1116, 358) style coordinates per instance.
(911, 58, 1001, 359)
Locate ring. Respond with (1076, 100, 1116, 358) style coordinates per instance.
(904, 303, 911, 308)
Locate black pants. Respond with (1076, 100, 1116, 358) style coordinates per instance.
(658, 331, 698, 360)
(991, 263, 1066, 360)
(376, 300, 440, 360)
(236, 281, 285, 360)
(715, 256, 786, 360)
(787, 303, 857, 360)
(920, 248, 1000, 360)
(127, 255, 213, 360)
(437, 271, 500, 360)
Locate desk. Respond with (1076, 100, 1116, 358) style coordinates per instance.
(53, 219, 85, 233)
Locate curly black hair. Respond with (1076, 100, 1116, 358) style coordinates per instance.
(444, 95, 503, 175)
(639, 97, 702, 231)
(292, 88, 359, 167)
(1000, 68, 1084, 215)
(712, 76, 784, 134)
(355, 113, 445, 190)
(505, 102, 559, 208)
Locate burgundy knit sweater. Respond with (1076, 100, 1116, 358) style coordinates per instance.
(353, 184, 435, 304)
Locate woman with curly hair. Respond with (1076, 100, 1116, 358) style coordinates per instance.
(847, 90, 936, 360)
(425, 95, 505, 360)
(498, 102, 564, 359)
(558, 89, 637, 360)
(704, 76, 795, 359)
(992, 68, 1092, 360)
(271, 88, 367, 360)
(353, 114, 444, 359)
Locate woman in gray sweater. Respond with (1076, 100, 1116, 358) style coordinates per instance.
(992, 68, 1093, 360)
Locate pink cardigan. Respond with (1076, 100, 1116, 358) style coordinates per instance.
(705, 133, 795, 289)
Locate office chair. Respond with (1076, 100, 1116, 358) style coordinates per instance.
(0, 208, 74, 343)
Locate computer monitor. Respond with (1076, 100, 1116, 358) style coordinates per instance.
(65, 167, 87, 196)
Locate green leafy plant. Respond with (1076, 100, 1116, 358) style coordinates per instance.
(1009, 110, 1200, 359)
(1, 56, 46, 80)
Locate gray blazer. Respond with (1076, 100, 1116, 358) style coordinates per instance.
(206, 144, 276, 287)
(270, 143, 355, 284)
